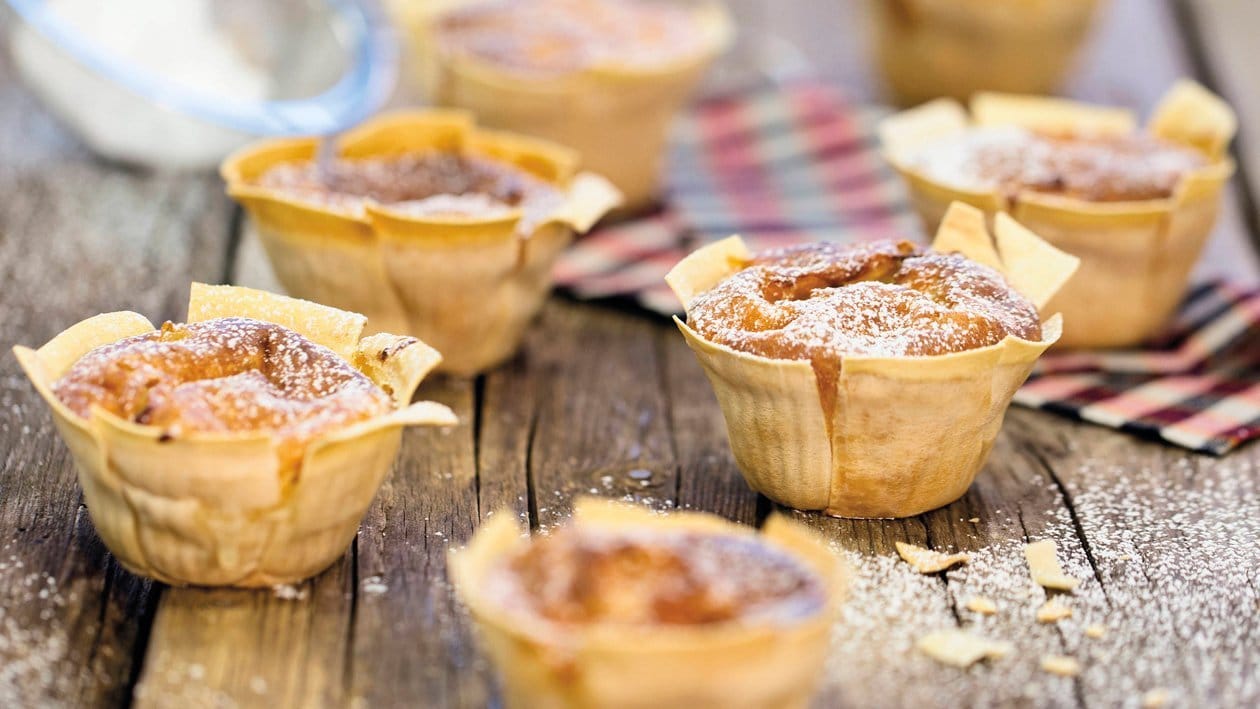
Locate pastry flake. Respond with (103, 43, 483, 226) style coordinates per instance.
(1035, 597, 1073, 623)
(970, 92, 1136, 136)
(966, 596, 999, 615)
(1150, 79, 1237, 160)
(880, 81, 1237, 348)
(398, 0, 732, 212)
(1142, 688, 1173, 708)
(222, 110, 622, 376)
(450, 499, 844, 709)
(1025, 540, 1081, 591)
(917, 629, 1012, 668)
(665, 205, 1072, 518)
(1040, 654, 1082, 677)
(896, 542, 970, 574)
(14, 284, 456, 587)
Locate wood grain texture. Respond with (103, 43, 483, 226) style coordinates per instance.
(134, 561, 353, 708)
(1004, 409, 1260, 707)
(0, 36, 232, 706)
(659, 329, 759, 523)
(523, 302, 679, 530)
(347, 376, 487, 707)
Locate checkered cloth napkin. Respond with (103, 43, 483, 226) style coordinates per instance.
(553, 81, 1260, 455)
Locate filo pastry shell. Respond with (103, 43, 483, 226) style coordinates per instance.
(221, 110, 622, 376)
(397, 0, 732, 213)
(880, 80, 1237, 348)
(666, 203, 1079, 518)
(869, 0, 1101, 105)
(13, 284, 457, 587)
(450, 499, 844, 709)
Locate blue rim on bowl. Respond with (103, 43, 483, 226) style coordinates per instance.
(5, 0, 399, 136)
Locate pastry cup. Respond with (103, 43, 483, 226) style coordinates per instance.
(450, 499, 845, 709)
(396, 0, 732, 213)
(880, 80, 1237, 348)
(666, 203, 1078, 518)
(869, 0, 1102, 105)
(221, 110, 622, 376)
(13, 283, 458, 587)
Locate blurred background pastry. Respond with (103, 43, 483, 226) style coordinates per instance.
(869, 0, 1104, 106)
(391, 0, 732, 213)
(881, 82, 1236, 348)
(222, 111, 621, 375)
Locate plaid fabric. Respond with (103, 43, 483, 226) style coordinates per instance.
(1019, 282, 1260, 455)
(554, 82, 921, 313)
(553, 81, 1260, 455)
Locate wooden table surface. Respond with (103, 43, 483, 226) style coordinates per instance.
(2, 1, 1258, 707)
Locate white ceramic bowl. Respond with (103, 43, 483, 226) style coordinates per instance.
(5, 0, 398, 169)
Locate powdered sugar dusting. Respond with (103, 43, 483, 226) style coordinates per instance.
(484, 525, 826, 626)
(52, 317, 392, 471)
(389, 193, 515, 220)
(688, 240, 1042, 361)
(0, 562, 109, 705)
(258, 153, 565, 235)
(1061, 458, 1260, 706)
(911, 125, 1207, 202)
(801, 448, 1259, 707)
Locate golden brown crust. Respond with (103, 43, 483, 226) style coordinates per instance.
(687, 239, 1042, 362)
(432, 0, 707, 75)
(52, 317, 392, 470)
(255, 153, 564, 228)
(485, 525, 826, 628)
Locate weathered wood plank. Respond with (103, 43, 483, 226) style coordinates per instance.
(658, 329, 759, 523)
(1004, 409, 1260, 707)
(477, 347, 534, 524)
(0, 41, 233, 706)
(134, 561, 353, 708)
(524, 302, 679, 530)
(346, 376, 489, 707)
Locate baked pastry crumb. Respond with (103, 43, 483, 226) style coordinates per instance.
(1025, 540, 1081, 591)
(1041, 654, 1082, 677)
(1036, 597, 1073, 623)
(966, 596, 998, 615)
(917, 630, 1012, 667)
(896, 542, 970, 574)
